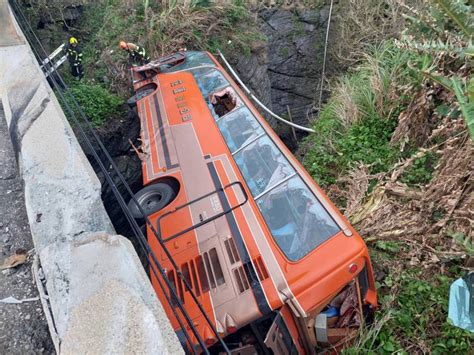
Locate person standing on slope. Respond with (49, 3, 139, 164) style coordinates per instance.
(65, 37, 84, 80)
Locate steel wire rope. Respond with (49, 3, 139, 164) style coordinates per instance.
(8, 2, 203, 352)
(217, 50, 316, 133)
(9, 1, 231, 353)
(316, 0, 334, 114)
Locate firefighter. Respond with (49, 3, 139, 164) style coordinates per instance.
(65, 37, 84, 80)
(119, 41, 150, 66)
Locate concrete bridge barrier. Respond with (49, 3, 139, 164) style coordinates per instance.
(0, 2, 182, 353)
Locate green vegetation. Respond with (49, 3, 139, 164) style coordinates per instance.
(77, 0, 260, 93)
(63, 83, 123, 126)
(401, 151, 439, 186)
(344, 263, 473, 354)
(303, 43, 422, 187)
(27, 0, 262, 126)
(401, 0, 474, 140)
(303, 0, 473, 352)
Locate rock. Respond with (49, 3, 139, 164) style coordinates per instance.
(2, 268, 15, 276)
(260, 5, 328, 130)
(375, 270, 387, 282)
(298, 9, 320, 25)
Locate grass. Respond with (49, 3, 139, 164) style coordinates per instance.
(302, 42, 422, 188)
(401, 151, 440, 187)
(301, 29, 473, 351)
(77, 0, 261, 92)
(27, 0, 262, 126)
(344, 247, 473, 354)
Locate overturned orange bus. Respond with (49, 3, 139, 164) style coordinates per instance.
(127, 51, 378, 353)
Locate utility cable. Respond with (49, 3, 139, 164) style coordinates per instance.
(316, 0, 334, 114)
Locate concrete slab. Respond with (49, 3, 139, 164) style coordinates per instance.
(46, 232, 183, 355)
(0, 3, 183, 354)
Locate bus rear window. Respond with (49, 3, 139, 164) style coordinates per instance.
(257, 175, 340, 261)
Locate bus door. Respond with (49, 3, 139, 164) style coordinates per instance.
(264, 306, 305, 355)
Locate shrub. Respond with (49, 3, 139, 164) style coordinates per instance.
(64, 83, 123, 126)
(302, 42, 421, 188)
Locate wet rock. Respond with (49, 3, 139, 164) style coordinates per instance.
(229, 4, 332, 146)
(85, 108, 143, 237)
(230, 41, 275, 127)
(261, 6, 328, 127)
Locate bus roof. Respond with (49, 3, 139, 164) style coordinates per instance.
(153, 51, 349, 262)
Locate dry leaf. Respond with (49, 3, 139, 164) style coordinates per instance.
(0, 248, 28, 270)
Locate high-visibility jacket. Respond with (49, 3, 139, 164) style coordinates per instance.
(126, 43, 150, 65)
(65, 44, 83, 66)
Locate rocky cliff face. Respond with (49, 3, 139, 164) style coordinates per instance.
(231, 5, 331, 140)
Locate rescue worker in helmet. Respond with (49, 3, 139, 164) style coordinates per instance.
(119, 41, 150, 66)
(65, 37, 84, 80)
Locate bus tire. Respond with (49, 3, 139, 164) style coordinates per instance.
(128, 183, 176, 219)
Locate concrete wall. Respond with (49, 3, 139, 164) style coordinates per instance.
(0, 2, 182, 353)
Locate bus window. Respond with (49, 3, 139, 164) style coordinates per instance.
(256, 175, 340, 261)
(191, 67, 229, 97)
(218, 106, 264, 153)
(234, 136, 295, 197)
(161, 51, 214, 73)
(196, 256, 210, 293)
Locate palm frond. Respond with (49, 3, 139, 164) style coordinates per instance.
(432, 0, 473, 37)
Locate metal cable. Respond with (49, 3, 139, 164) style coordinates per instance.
(8, 3, 203, 350)
(9, 1, 231, 352)
(316, 0, 335, 114)
(217, 49, 316, 133)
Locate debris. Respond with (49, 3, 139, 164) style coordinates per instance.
(36, 213, 42, 223)
(1, 248, 28, 270)
(448, 273, 474, 333)
(0, 296, 40, 304)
